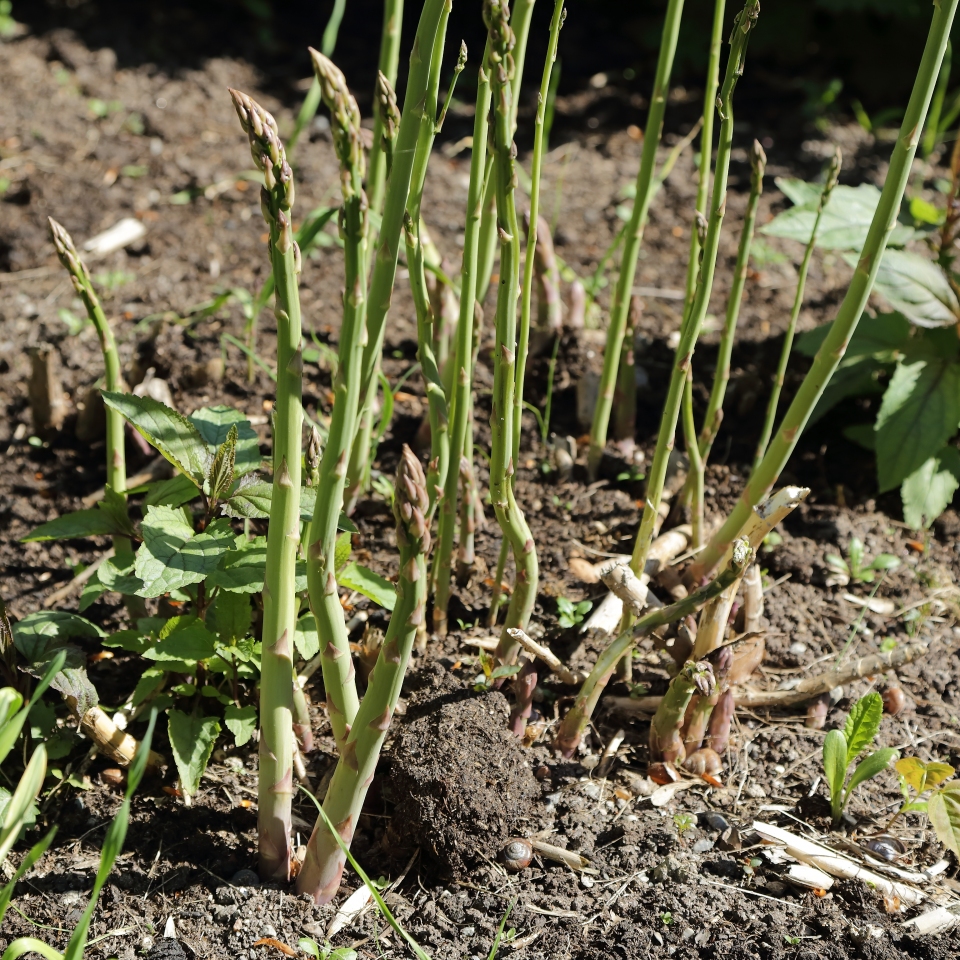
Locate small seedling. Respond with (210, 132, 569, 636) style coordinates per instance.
(784, 934, 802, 946)
(822, 692, 899, 824)
(473, 651, 520, 692)
(888, 757, 960, 855)
(298, 940, 358, 960)
(616, 465, 646, 483)
(673, 812, 695, 837)
(556, 597, 592, 629)
(660, 912, 673, 925)
(825, 537, 900, 584)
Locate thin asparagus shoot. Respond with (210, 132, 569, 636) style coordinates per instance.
(348, 0, 450, 509)
(752, 147, 841, 471)
(612, 295, 642, 443)
(696, 0, 958, 576)
(343, 70, 402, 514)
(553, 538, 750, 758)
(297, 447, 429, 904)
(486, 0, 540, 664)
(401, 0, 457, 521)
(368, 0, 407, 217)
(47, 219, 129, 554)
(433, 52, 495, 637)
(229, 88, 304, 882)
(626, 0, 760, 593)
(303, 51, 367, 751)
(586, 0, 688, 479)
(696, 138, 765, 462)
(682, 0, 727, 310)
(681, 369, 704, 548)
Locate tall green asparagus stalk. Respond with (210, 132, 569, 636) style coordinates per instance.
(48, 219, 128, 551)
(343, 70, 401, 515)
(682, 0, 727, 311)
(432, 52, 495, 636)
(303, 52, 367, 752)
(368, 0, 407, 217)
(697, 0, 959, 577)
(752, 147, 841, 470)
(229, 89, 304, 882)
(586, 0, 687, 479)
(626, 0, 760, 589)
(475, 0, 538, 307)
(346, 0, 449, 508)
(515, 0, 566, 467)
(553, 538, 749, 758)
(486, 0, 540, 664)
(402, 15, 463, 520)
(696, 138, 765, 462)
(297, 447, 429, 904)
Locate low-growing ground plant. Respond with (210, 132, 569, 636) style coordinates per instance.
(822, 692, 899, 824)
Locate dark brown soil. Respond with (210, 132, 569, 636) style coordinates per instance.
(1, 21, 960, 960)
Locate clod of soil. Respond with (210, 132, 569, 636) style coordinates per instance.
(387, 665, 539, 876)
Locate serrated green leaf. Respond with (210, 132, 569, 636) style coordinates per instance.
(102, 391, 210, 485)
(294, 612, 319, 661)
(875, 350, 960, 492)
(822, 729, 848, 816)
(338, 562, 396, 611)
(101, 629, 151, 654)
(795, 312, 911, 360)
(206, 536, 308, 594)
(846, 747, 899, 799)
(763, 182, 915, 251)
(12, 613, 101, 716)
(866, 249, 960, 328)
(22, 509, 117, 542)
(99, 485, 136, 537)
(901, 446, 960, 529)
(220, 481, 355, 531)
(928, 783, 960, 857)
(97, 557, 144, 596)
(143, 622, 217, 663)
(209, 424, 238, 501)
(843, 692, 883, 765)
(335, 531, 352, 573)
(774, 176, 823, 207)
(135, 508, 234, 598)
(210, 592, 251, 645)
(132, 667, 166, 706)
(896, 756, 928, 793)
(806, 357, 887, 426)
(188, 406, 261, 477)
(167, 711, 219, 798)
(145, 474, 202, 509)
(224, 703, 257, 747)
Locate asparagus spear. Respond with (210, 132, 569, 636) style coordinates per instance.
(297, 446, 429, 903)
(753, 147, 841, 470)
(343, 70, 402, 516)
(433, 47, 495, 637)
(625, 0, 760, 597)
(553, 538, 750, 758)
(229, 89, 304, 882)
(612, 295, 642, 443)
(303, 51, 368, 752)
(348, 0, 450, 508)
(48, 219, 128, 551)
(486, 0, 540, 664)
(586, 0, 688, 479)
(697, 139, 766, 462)
(650, 660, 717, 764)
(368, 0, 407, 217)
(697, 0, 959, 576)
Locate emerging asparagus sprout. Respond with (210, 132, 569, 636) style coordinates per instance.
(229, 88, 304, 882)
(297, 447, 430, 903)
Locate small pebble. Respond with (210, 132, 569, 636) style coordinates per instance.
(789, 641, 808, 655)
(261, 924, 277, 938)
(692, 838, 715, 854)
(461, 926, 476, 937)
(700, 812, 730, 833)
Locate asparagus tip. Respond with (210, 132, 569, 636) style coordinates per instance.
(395, 445, 430, 553)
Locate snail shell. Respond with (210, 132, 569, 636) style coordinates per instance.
(648, 761, 680, 786)
(881, 685, 906, 716)
(682, 747, 722, 777)
(501, 838, 533, 871)
(864, 835, 906, 862)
